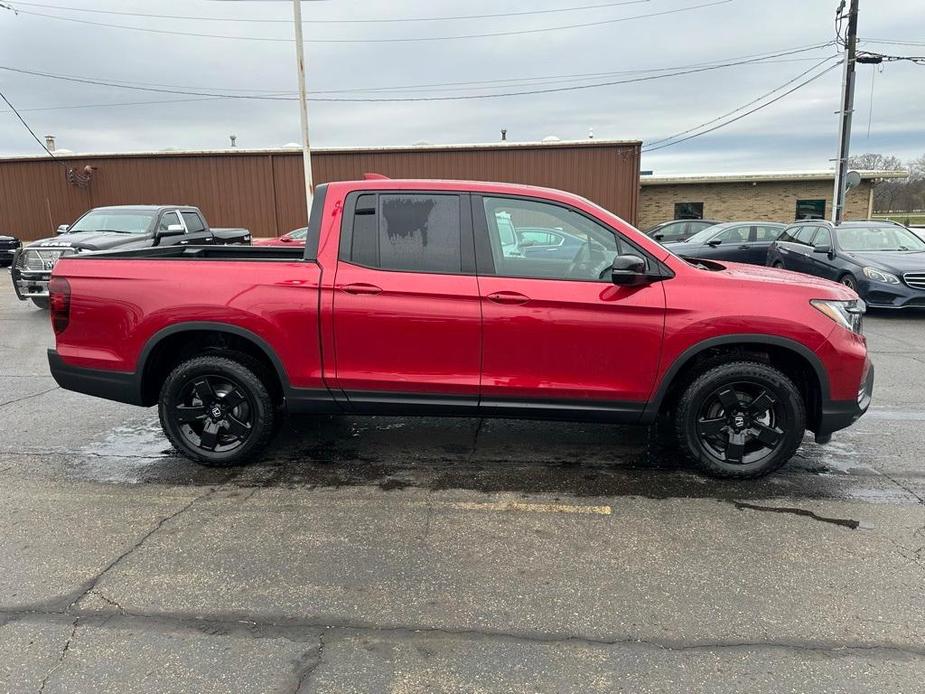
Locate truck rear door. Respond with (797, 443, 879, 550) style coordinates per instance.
(330, 191, 481, 412)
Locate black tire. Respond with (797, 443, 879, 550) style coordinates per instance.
(158, 354, 278, 467)
(839, 273, 859, 292)
(771, 260, 784, 269)
(675, 361, 805, 479)
(31, 297, 49, 309)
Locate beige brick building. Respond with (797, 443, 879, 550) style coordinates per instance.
(638, 170, 908, 229)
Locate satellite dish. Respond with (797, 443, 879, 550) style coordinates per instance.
(845, 170, 862, 190)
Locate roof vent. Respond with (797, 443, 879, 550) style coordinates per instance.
(542, 135, 561, 143)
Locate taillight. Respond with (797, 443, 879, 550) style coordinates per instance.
(48, 276, 71, 334)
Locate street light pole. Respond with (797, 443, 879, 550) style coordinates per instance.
(831, 0, 859, 225)
(292, 0, 314, 215)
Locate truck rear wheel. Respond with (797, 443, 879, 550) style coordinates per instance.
(158, 354, 277, 467)
(32, 298, 49, 309)
(675, 361, 805, 479)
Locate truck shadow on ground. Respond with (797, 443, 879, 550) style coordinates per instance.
(76, 413, 877, 503)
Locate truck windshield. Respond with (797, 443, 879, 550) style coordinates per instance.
(69, 210, 156, 234)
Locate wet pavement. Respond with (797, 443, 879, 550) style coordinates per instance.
(1, 268, 924, 692)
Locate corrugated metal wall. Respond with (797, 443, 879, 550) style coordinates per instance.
(0, 141, 640, 241)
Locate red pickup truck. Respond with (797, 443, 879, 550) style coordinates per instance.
(46, 179, 873, 478)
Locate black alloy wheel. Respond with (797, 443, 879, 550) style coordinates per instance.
(695, 383, 784, 465)
(159, 354, 277, 466)
(676, 361, 805, 478)
(175, 375, 254, 453)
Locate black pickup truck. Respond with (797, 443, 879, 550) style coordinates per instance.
(11, 205, 250, 307)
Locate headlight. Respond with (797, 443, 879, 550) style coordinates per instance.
(862, 267, 899, 284)
(811, 299, 865, 334)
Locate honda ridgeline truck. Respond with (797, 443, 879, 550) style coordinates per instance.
(45, 179, 873, 478)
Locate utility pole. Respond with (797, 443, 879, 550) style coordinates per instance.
(831, 0, 859, 225)
(292, 0, 314, 214)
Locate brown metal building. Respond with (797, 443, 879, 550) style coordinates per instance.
(0, 140, 641, 242)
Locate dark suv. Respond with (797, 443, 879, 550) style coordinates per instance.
(767, 220, 925, 309)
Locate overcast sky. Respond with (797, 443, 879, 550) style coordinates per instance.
(0, 0, 921, 174)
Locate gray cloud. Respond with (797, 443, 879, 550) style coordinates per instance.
(0, 0, 921, 173)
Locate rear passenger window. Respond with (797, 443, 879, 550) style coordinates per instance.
(346, 193, 462, 274)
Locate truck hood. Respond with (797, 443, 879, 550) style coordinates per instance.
(27, 231, 151, 252)
(0, 235, 17, 242)
(842, 250, 925, 274)
(707, 260, 856, 300)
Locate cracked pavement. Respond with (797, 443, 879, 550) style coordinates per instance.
(1, 271, 924, 692)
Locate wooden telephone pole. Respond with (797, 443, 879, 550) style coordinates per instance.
(831, 0, 859, 225)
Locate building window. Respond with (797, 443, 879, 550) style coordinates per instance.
(796, 199, 826, 220)
(674, 202, 703, 220)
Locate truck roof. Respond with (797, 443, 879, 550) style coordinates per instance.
(91, 205, 196, 212)
(329, 178, 595, 205)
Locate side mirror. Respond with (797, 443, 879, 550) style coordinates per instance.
(652, 233, 664, 241)
(157, 224, 186, 238)
(707, 239, 722, 247)
(56, 224, 69, 235)
(813, 243, 832, 255)
(611, 254, 649, 286)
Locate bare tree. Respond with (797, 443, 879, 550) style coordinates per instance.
(846, 152, 904, 171)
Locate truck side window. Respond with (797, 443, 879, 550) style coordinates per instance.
(349, 193, 462, 274)
(482, 197, 623, 281)
(159, 211, 181, 232)
(181, 212, 206, 233)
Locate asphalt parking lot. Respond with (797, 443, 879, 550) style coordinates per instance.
(1, 268, 924, 693)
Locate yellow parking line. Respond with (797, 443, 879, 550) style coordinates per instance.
(445, 500, 612, 516)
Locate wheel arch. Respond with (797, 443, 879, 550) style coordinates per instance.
(645, 334, 830, 433)
(138, 322, 289, 406)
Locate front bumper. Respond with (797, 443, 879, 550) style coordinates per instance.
(860, 278, 925, 309)
(11, 267, 51, 299)
(815, 360, 874, 442)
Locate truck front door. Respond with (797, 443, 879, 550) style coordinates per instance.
(473, 194, 666, 418)
(331, 191, 482, 412)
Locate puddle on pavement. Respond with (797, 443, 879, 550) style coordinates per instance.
(64, 413, 918, 503)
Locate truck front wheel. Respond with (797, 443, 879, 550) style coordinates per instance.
(158, 354, 277, 467)
(675, 361, 805, 478)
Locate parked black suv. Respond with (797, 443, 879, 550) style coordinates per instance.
(767, 220, 925, 309)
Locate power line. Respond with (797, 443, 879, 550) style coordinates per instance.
(0, 86, 62, 160)
(0, 42, 832, 100)
(5, 0, 734, 44)
(6, 0, 653, 24)
(642, 60, 842, 152)
(644, 56, 838, 148)
(0, 44, 835, 102)
(860, 37, 925, 47)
